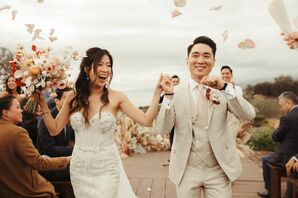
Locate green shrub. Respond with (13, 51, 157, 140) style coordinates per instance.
(249, 96, 280, 119)
(253, 114, 267, 127)
(247, 126, 277, 151)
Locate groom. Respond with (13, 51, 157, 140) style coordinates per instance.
(156, 36, 256, 197)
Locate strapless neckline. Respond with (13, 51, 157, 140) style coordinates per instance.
(72, 111, 115, 121)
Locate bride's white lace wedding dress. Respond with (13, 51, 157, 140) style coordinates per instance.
(69, 111, 137, 198)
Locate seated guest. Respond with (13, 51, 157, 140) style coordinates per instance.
(37, 87, 74, 181)
(257, 91, 298, 197)
(0, 95, 70, 197)
(285, 154, 298, 198)
(19, 98, 41, 147)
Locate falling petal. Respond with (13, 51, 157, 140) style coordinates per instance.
(221, 30, 228, 42)
(174, 0, 187, 7)
(0, 5, 11, 12)
(25, 24, 35, 34)
(245, 39, 256, 48)
(49, 28, 55, 36)
(171, 9, 182, 18)
(209, 5, 223, 11)
(32, 29, 42, 40)
(238, 41, 245, 49)
(293, 16, 298, 29)
(238, 39, 256, 49)
(49, 35, 58, 42)
(11, 10, 17, 20)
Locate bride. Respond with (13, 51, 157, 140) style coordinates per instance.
(37, 47, 164, 197)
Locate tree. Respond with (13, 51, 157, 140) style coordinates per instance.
(0, 47, 13, 91)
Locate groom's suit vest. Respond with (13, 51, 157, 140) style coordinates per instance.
(187, 88, 218, 168)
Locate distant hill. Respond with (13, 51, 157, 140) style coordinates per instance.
(244, 75, 298, 97)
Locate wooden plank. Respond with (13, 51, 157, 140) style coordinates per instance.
(165, 179, 176, 198)
(136, 178, 153, 198)
(123, 151, 288, 198)
(150, 178, 165, 198)
(129, 177, 141, 194)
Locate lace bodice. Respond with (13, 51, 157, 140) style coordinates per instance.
(69, 111, 136, 198)
(70, 111, 117, 149)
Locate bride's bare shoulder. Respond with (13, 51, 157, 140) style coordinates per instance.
(109, 89, 126, 98)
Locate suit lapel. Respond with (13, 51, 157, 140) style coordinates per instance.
(181, 83, 195, 118)
(180, 83, 195, 134)
(207, 101, 215, 128)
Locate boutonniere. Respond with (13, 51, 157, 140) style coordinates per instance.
(205, 87, 220, 105)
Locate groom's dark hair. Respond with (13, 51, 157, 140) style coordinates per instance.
(187, 36, 217, 58)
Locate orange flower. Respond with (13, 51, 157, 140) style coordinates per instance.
(29, 65, 40, 75)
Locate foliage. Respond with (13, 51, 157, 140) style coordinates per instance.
(247, 126, 277, 151)
(245, 75, 298, 97)
(253, 114, 267, 127)
(249, 96, 280, 119)
(0, 47, 13, 91)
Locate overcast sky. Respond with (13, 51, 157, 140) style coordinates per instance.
(1, 0, 297, 106)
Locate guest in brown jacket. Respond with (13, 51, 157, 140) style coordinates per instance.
(0, 95, 71, 198)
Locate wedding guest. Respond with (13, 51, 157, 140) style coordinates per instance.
(0, 76, 22, 100)
(221, 65, 243, 96)
(159, 75, 180, 150)
(20, 97, 41, 147)
(37, 87, 75, 182)
(285, 154, 298, 198)
(156, 36, 256, 198)
(257, 91, 298, 197)
(35, 47, 164, 197)
(0, 94, 70, 198)
(221, 65, 244, 142)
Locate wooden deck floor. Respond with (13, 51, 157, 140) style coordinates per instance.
(122, 151, 271, 198)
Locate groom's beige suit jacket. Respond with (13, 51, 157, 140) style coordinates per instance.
(155, 82, 256, 186)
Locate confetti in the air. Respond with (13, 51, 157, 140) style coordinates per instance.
(171, 9, 182, 18)
(48, 36, 58, 42)
(11, 10, 17, 20)
(49, 28, 55, 36)
(209, 5, 223, 11)
(221, 30, 228, 42)
(174, 0, 187, 7)
(32, 29, 43, 41)
(0, 5, 11, 12)
(238, 39, 256, 49)
(25, 24, 35, 34)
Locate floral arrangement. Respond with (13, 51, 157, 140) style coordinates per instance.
(9, 44, 79, 113)
(115, 112, 170, 158)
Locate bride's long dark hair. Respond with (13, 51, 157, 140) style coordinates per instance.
(69, 47, 113, 125)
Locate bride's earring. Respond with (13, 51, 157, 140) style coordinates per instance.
(105, 82, 110, 88)
(105, 77, 110, 88)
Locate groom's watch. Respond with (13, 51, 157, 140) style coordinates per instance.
(164, 93, 174, 96)
(219, 83, 228, 91)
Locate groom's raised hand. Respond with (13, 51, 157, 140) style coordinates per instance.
(201, 76, 225, 90)
(160, 74, 174, 94)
